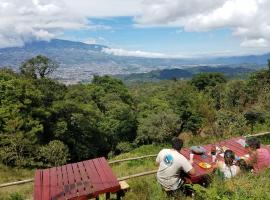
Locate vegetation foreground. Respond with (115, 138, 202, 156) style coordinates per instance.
(1, 137, 270, 200)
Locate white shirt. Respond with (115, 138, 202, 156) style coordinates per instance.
(220, 162, 239, 179)
(156, 149, 193, 190)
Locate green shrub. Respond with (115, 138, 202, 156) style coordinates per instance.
(6, 193, 24, 200)
(39, 140, 69, 167)
(136, 110, 179, 144)
(115, 142, 134, 154)
(214, 110, 248, 136)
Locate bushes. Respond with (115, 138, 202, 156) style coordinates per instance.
(136, 110, 179, 144)
(6, 193, 25, 200)
(39, 140, 69, 167)
(214, 110, 248, 136)
(115, 142, 134, 154)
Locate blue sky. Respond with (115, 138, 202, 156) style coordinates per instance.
(1, 0, 270, 57)
(62, 17, 243, 57)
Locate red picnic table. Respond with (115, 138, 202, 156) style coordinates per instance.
(34, 157, 121, 200)
(180, 137, 267, 183)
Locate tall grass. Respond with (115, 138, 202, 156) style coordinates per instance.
(0, 164, 34, 200)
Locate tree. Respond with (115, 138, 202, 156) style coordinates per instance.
(223, 80, 247, 111)
(171, 84, 205, 134)
(20, 55, 59, 78)
(136, 110, 179, 144)
(191, 73, 227, 91)
(244, 110, 264, 133)
(214, 110, 248, 136)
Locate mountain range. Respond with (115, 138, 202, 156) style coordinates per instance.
(115, 66, 257, 84)
(0, 39, 269, 84)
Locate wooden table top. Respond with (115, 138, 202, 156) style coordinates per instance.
(180, 137, 250, 182)
(34, 157, 120, 200)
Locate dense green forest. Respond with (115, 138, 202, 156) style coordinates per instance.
(1, 56, 270, 169)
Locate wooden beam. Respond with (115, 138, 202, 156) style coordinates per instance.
(117, 170, 157, 181)
(245, 132, 270, 138)
(0, 179, 33, 188)
(109, 154, 157, 164)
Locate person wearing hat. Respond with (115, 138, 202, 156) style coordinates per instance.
(156, 137, 195, 193)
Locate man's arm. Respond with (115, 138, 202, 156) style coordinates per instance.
(182, 157, 196, 175)
(246, 151, 257, 166)
(187, 167, 196, 175)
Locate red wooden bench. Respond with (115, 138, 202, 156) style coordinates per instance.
(34, 157, 121, 200)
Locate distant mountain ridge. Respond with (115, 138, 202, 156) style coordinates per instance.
(0, 39, 269, 84)
(115, 66, 258, 83)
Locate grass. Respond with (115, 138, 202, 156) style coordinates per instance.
(0, 133, 270, 200)
(194, 169, 270, 200)
(0, 164, 34, 200)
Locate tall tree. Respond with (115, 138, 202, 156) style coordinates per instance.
(20, 55, 59, 78)
(191, 72, 227, 91)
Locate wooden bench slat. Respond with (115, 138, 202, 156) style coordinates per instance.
(66, 164, 77, 198)
(56, 166, 65, 200)
(225, 141, 245, 156)
(77, 161, 93, 197)
(97, 157, 120, 192)
(42, 169, 50, 200)
(49, 168, 57, 200)
(93, 158, 111, 192)
(61, 165, 71, 199)
(50, 167, 64, 200)
(34, 170, 42, 200)
(84, 160, 105, 197)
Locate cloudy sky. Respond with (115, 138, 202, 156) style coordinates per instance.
(1, 0, 270, 57)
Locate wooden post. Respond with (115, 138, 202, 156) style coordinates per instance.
(0, 179, 34, 188)
(117, 170, 157, 181)
(245, 132, 270, 138)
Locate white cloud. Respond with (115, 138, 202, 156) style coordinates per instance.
(102, 48, 168, 58)
(102, 47, 267, 58)
(0, 0, 142, 48)
(84, 38, 97, 45)
(136, 0, 270, 49)
(241, 38, 270, 48)
(2, 0, 270, 51)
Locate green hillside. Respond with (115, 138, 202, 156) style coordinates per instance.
(115, 65, 260, 83)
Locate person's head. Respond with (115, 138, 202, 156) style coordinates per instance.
(171, 137, 183, 151)
(224, 150, 235, 166)
(236, 159, 250, 172)
(246, 137, 260, 151)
